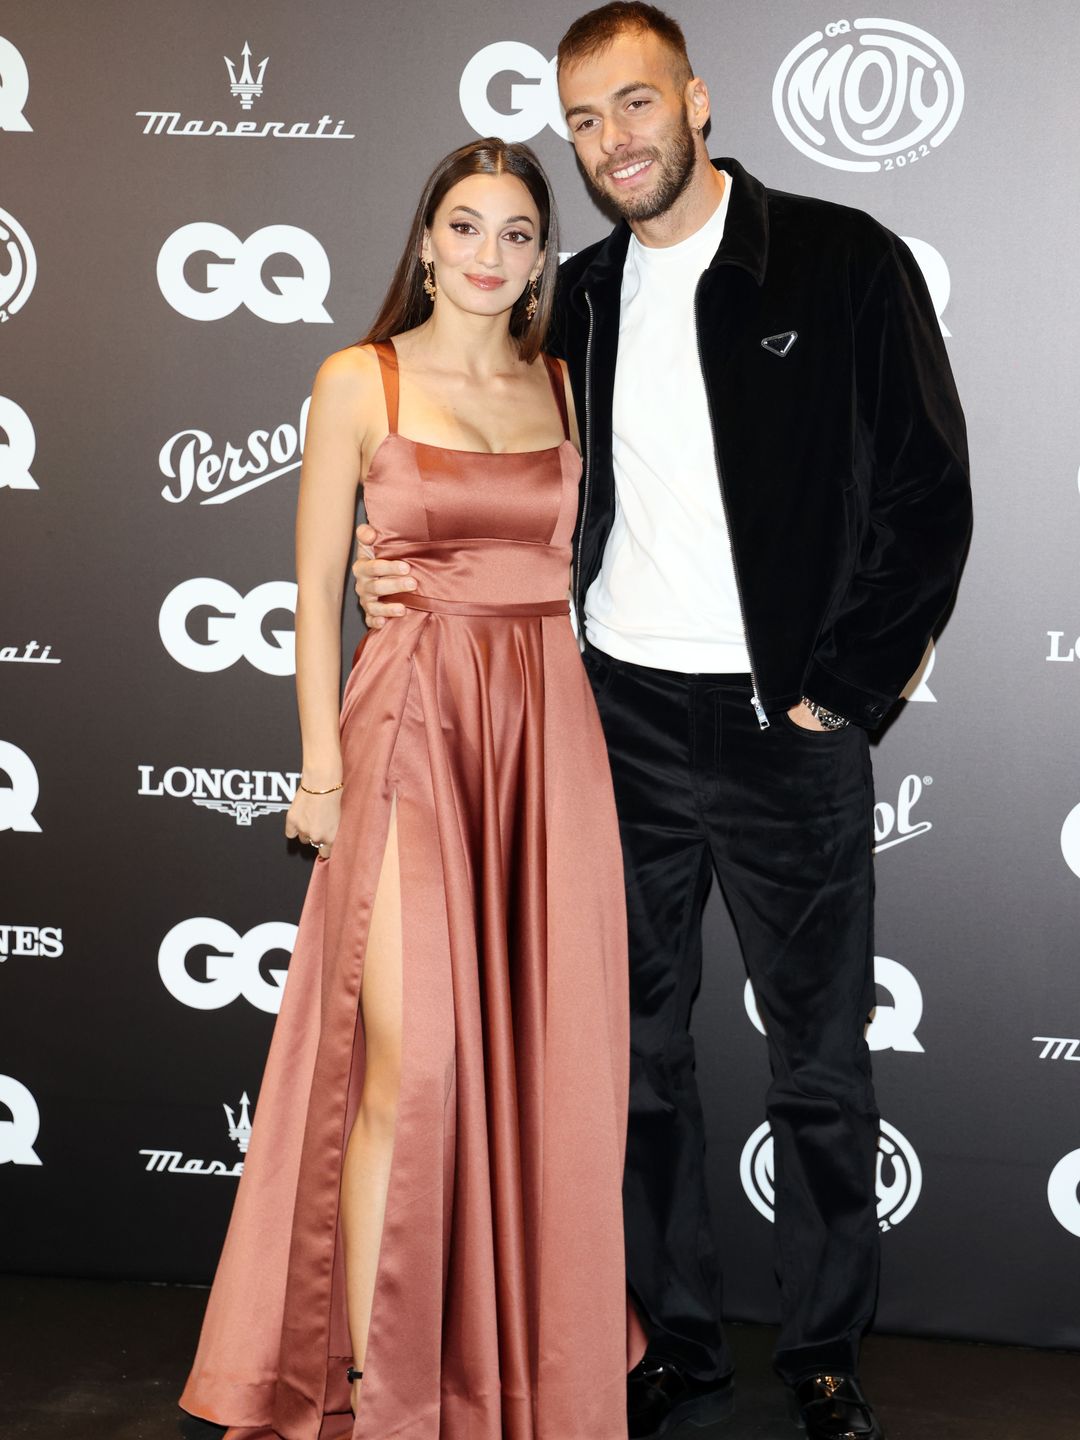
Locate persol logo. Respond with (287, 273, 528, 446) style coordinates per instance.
(158, 398, 310, 505)
(773, 18, 964, 173)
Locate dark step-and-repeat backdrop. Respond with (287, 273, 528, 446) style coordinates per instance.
(2, 2, 1079, 1349)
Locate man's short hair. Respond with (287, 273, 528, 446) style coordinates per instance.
(557, 2, 694, 87)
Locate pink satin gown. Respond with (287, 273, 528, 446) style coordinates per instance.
(180, 340, 642, 1440)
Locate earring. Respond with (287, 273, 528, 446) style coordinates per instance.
(525, 275, 539, 321)
(422, 258, 437, 301)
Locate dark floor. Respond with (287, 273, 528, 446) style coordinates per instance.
(1, 1275, 1078, 1439)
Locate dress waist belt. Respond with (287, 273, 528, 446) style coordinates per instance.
(389, 592, 569, 618)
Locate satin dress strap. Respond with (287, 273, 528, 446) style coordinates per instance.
(542, 353, 570, 440)
(371, 338, 400, 434)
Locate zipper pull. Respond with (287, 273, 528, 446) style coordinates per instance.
(751, 694, 770, 731)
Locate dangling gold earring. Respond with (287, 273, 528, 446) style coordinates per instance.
(422, 258, 437, 302)
(525, 275, 539, 321)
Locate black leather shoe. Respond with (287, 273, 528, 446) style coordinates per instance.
(628, 1354, 735, 1439)
(788, 1373, 885, 1439)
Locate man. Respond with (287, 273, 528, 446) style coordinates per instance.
(354, 6, 971, 1437)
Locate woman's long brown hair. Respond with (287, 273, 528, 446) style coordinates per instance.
(360, 137, 560, 364)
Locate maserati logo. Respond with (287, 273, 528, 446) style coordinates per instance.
(139, 1089, 255, 1178)
(0, 642, 60, 665)
(223, 1092, 253, 1152)
(225, 43, 267, 110)
(136, 40, 354, 140)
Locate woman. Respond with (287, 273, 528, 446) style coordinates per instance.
(180, 138, 641, 1440)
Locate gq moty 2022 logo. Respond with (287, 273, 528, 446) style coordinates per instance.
(773, 19, 964, 173)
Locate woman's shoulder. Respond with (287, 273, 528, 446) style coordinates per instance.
(312, 343, 385, 406)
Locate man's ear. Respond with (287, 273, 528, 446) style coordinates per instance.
(686, 75, 711, 132)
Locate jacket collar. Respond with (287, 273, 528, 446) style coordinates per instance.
(570, 156, 769, 311)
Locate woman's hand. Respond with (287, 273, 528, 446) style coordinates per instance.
(352, 523, 415, 629)
(285, 788, 343, 860)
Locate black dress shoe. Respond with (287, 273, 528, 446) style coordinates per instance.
(788, 1373, 885, 1439)
(628, 1354, 735, 1439)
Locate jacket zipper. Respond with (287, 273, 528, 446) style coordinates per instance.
(694, 274, 770, 731)
(572, 289, 596, 624)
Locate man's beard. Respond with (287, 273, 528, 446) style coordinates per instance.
(593, 115, 697, 223)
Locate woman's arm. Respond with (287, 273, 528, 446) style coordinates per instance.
(286, 347, 381, 853)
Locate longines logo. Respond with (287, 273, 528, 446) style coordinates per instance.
(157, 223, 332, 325)
(136, 40, 354, 140)
(1033, 1038, 1080, 1062)
(746, 954, 924, 1053)
(460, 42, 569, 142)
(873, 773, 932, 854)
(773, 19, 964, 173)
(1047, 1148, 1080, 1239)
(0, 1074, 43, 1165)
(1046, 631, 1080, 663)
(0, 925, 63, 960)
(741, 1119, 921, 1232)
(137, 763, 299, 825)
(0, 642, 59, 664)
(0, 740, 42, 833)
(0, 208, 36, 321)
(139, 1089, 254, 1178)
(159, 578, 296, 675)
(159, 397, 310, 505)
(0, 36, 32, 131)
(1061, 803, 1080, 881)
(158, 917, 296, 1014)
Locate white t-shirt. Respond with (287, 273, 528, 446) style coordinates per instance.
(584, 173, 751, 673)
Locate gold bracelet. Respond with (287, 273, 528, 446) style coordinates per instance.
(298, 780, 343, 795)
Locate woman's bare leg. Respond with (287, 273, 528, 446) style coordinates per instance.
(340, 797, 402, 1416)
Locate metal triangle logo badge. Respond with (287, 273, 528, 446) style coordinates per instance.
(761, 330, 798, 357)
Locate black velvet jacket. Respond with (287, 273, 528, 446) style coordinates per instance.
(551, 158, 972, 729)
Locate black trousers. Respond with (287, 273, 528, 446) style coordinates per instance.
(583, 645, 880, 1385)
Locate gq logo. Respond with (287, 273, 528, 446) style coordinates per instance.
(156, 222, 332, 323)
(773, 19, 964, 173)
(159, 578, 297, 675)
(0, 1074, 43, 1165)
(158, 917, 297, 1014)
(745, 954, 924, 1053)
(1048, 1149, 1080, 1239)
(901, 638, 936, 702)
(901, 239, 952, 338)
(460, 42, 569, 141)
(0, 395, 37, 489)
(1061, 803, 1080, 881)
(0, 205, 36, 320)
(0, 739, 41, 832)
(741, 1118, 921, 1232)
(0, 35, 32, 130)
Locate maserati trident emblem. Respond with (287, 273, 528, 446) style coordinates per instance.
(225, 43, 268, 110)
(761, 330, 798, 357)
(224, 1091, 253, 1153)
